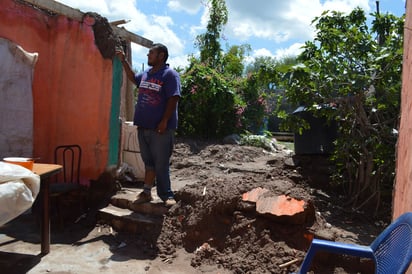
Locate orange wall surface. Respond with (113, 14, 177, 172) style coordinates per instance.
(394, 3, 412, 272)
(394, 0, 412, 219)
(0, 0, 114, 181)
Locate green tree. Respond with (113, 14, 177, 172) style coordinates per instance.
(222, 44, 251, 77)
(195, 0, 228, 68)
(280, 8, 404, 215)
(245, 55, 297, 75)
(179, 0, 295, 138)
(179, 0, 243, 139)
(179, 58, 242, 138)
(244, 56, 298, 133)
(241, 62, 276, 134)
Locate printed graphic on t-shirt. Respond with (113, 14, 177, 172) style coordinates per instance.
(139, 78, 163, 107)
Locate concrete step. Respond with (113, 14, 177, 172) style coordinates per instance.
(98, 204, 164, 233)
(110, 187, 169, 216)
(97, 187, 170, 233)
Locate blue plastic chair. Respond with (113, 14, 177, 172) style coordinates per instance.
(298, 212, 412, 274)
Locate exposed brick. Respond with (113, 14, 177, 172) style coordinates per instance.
(242, 188, 315, 225)
(256, 194, 309, 224)
(257, 195, 304, 215)
(242, 187, 270, 203)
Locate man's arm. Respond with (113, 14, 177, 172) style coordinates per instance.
(157, 95, 179, 133)
(116, 50, 137, 84)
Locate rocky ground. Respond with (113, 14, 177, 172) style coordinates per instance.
(0, 137, 393, 274)
(135, 137, 391, 273)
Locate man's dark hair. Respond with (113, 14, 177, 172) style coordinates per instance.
(151, 43, 169, 63)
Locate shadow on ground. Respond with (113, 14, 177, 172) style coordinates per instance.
(0, 209, 161, 274)
(0, 250, 41, 274)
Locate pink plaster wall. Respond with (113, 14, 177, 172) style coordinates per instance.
(394, 1, 412, 272)
(0, 0, 114, 181)
(394, 0, 412, 219)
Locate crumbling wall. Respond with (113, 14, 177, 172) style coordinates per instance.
(84, 12, 125, 59)
(0, 0, 123, 180)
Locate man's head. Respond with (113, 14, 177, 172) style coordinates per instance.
(147, 43, 169, 67)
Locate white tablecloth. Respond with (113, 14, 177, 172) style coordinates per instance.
(0, 162, 40, 226)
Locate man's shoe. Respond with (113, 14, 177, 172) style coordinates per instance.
(164, 198, 176, 207)
(134, 191, 153, 204)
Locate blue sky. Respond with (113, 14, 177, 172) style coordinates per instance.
(56, 0, 406, 71)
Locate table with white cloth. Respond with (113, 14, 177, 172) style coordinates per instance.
(0, 162, 62, 254)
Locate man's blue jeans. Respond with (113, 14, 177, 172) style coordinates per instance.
(138, 128, 175, 201)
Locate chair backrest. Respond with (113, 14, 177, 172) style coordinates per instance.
(54, 145, 81, 184)
(370, 212, 412, 274)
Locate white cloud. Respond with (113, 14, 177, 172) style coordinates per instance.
(250, 42, 305, 61)
(253, 48, 275, 58)
(221, 0, 375, 60)
(225, 0, 370, 45)
(167, 0, 202, 14)
(54, 0, 393, 68)
(322, 0, 370, 14)
(169, 55, 190, 70)
(56, 0, 186, 67)
(273, 43, 305, 59)
(226, 1, 296, 41)
(56, 0, 118, 16)
(55, 0, 147, 30)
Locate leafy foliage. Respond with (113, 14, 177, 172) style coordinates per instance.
(178, 0, 269, 138)
(178, 58, 242, 138)
(280, 8, 404, 215)
(239, 133, 277, 152)
(195, 0, 228, 68)
(240, 64, 278, 134)
(245, 56, 298, 133)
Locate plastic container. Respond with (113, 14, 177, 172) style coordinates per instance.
(293, 106, 338, 155)
(3, 157, 34, 170)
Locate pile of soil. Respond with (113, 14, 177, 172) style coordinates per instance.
(148, 138, 390, 273)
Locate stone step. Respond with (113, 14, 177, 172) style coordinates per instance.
(97, 187, 171, 233)
(98, 204, 164, 233)
(110, 187, 169, 216)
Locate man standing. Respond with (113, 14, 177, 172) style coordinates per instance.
(117, 43, 180, 207)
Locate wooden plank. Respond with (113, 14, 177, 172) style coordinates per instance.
(113, 27, 153, 48)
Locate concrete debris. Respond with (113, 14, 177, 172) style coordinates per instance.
(242, 187, 315, 225)
(242, 187, 270, 203)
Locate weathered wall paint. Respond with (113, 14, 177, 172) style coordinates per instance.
(0, 0, 117, 181)
(393, 2, 412, 272)
(109, 58, 122, 166)
(0, 38, 38, 158)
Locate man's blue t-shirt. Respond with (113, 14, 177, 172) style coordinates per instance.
(133, 64, 181, 129)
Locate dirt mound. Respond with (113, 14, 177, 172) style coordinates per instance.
(147, 138, 388, 273)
